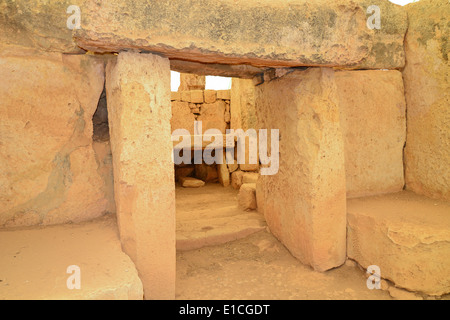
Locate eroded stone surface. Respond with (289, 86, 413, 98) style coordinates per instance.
(347, 191, 450, 296)
(403, 0, 450, 201)
(336, 70, 406, 198)
(0, 49, 112, 228)
(255, 68, 347, 272)
(106, 52, 175, 300)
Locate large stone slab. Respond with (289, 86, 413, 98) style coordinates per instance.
(0, 48, 113, 228)
(0, 215, 143, 300)
(403, 0, 450, 201)
(106, 52, 175, 300)
(335, 70, 406, 198)
(74, 0, 407, 70)
(255, 68, 347, 271)
(347, 191, 450, 296)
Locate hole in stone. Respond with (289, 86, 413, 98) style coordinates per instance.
(92, 84, 110, 142)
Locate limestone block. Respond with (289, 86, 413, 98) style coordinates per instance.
(255, 68, 347, 272)
(106, 52, 175, 300)
(218, 154, 230, 187)
(197, 100, 227, 134)
(335, 70, 406, 198)
(190, 90, 204, 104)
(171, 91, 181, 101)
(347, 191, 450, 296)
(403, 0, 450, 201)
(0, 50, 111, 228)
(204, 90, 217, 104)
(195, 163, 218, 183)
(231, 171, 244, 190)
(238, 183, 257, 211)
(175, 166, 194, 182)
(243, 172, 259, 184)
(217, 90, 231, 100)
(75, 0, 407, 69)
(179, 73, 206, 91)
(180, 177, 205, 188)
(171, 101, 196, 135)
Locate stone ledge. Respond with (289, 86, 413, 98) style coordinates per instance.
(347, 191, 450, 296)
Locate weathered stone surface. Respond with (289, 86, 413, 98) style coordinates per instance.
(204, 90, 217, 104)
(75, 0, 407, 70)
(0, 49, 112, 228)
(179, 73, 205, 91)
(388, 287, 423, 300)
(347, 191, 450, 296)
(243, 172, 259, 184)
(255, 68, 347, 272)
(0, 215, 143, 300)
(0, 0, 83, 53)
(106, 52, 175, 300)
(171, 101, 195, 135)
(197, 101, 227, 134)
(231, 78, 257, 131)
(195, 163, 218, 183)
(335, 70, 406, 198)
(171, 91, 181, 101)
(180, 177, 205, 188)
(403, 0, 450, 201)
(238, 183, 257, 211)
(175, 166, 194, 182)
(217, 90, 231, 100)
(190, 90, 204, 104)
(231, 171, 245, 190)
(170, 59, 265, 79)
(218, 154, 230, 187)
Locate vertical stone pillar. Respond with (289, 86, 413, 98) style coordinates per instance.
(106, 52, 175, 299)
(255, 68, 346, 271)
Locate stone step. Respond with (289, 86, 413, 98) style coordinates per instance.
(0, 215, 143, 300)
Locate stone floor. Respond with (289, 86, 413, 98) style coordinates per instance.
(0, 215, 143, 300)
(176, 183, 266, 251)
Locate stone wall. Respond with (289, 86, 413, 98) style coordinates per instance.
(0, 46, 115, 228)
(403, 0, 450, 201)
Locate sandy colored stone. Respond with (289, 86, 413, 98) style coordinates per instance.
(180, 91, 191, 102)
(180, 177, 205, 188)
(239, 183, 257, 211)
(0, 215, 143, 300)
(0, 50, 111, 228)
(171, 91, 181, 101)
(347, 191, 450, 296)
(190, 90, 204, 104)
(218, 154, 230, 187)
(204, 90, 217, 104)
(403, 0, 450, 201)
(231, 171, 245, 190)
(231, 78, 257, 131)
(197, 100, 227, 134)
(171, 101, 196, 135)
(75, 0, 406, 70)
(388, 287, 423, 301)
(255, 175, 266, 216)
(243, 172, 259, 184)
(179, 73, 205, 91)
(255, 68, 347, 272)
(335, 70, 406, 198)
(195, 163, 218, 183)
(228, 163, 239, 173)
(175, 167, 194, 182)
(217, 90, 231, 100)
(106, 52, 175, 300)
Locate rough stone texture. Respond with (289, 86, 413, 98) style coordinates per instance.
(218, 154, 231, 187)
(179, 73, 205, 91)
(195, 164, 218, 183)
(180, 177, 205, 188)
(243, 172, 259, 184)
(189, 90, 205, 104)
(335, 70, 406, 198)
(106, 52, 175, 300)
(171, 101, 196, 135)
(75, 0, 406, 70)
(403, 0, 450, 201)
(347, 191, 450, 296)
(388, 287, 423, 300)
(197, 101, 227, 134)
(0, 49, 113, 228)
(231, 78, 257, 131)
(0, 215, 143, 300)
(204, 90, 217, 104)
(231, 171, 245, 190)
(238, 183, 257, 211)
(255, 68, 347, 272)
(175, 166, 194, 182)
